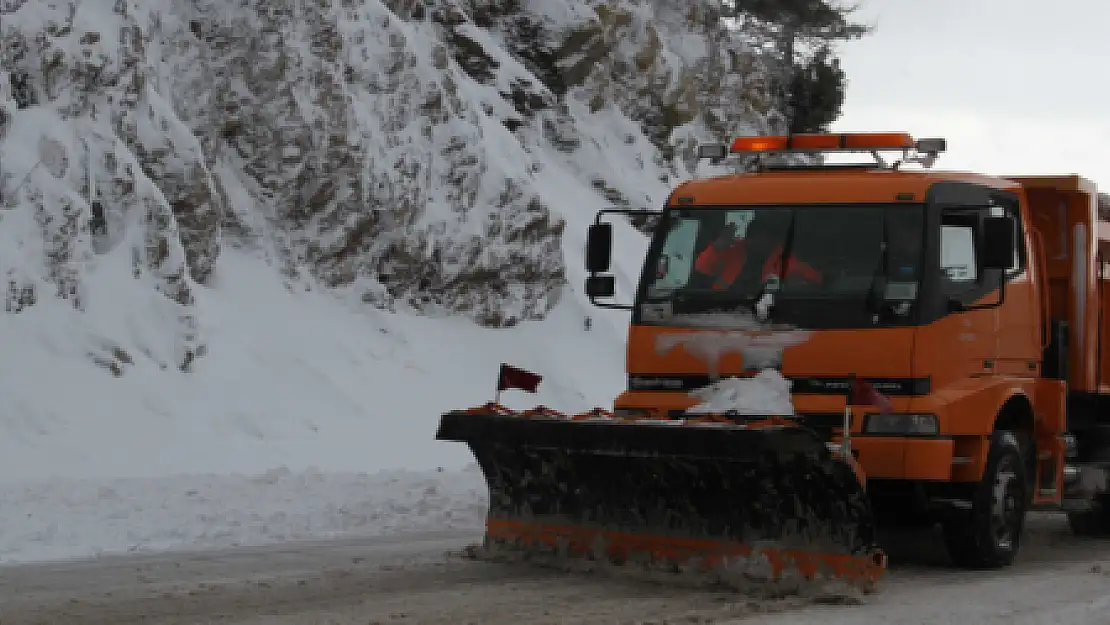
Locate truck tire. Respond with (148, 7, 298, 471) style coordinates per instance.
(942, 430, 1028, 569)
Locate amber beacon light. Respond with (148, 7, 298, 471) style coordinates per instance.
(729, 132, 918, 153)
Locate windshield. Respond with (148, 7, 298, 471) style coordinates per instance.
(641, 204, 925, 328)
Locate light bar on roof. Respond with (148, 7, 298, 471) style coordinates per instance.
(728, 132, 929, 154)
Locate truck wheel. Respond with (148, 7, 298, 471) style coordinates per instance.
(1067, 498, 1110, 536)
(942, 430, 1028, 569)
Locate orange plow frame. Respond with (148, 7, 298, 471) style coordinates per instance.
(486, 518, 888, 587)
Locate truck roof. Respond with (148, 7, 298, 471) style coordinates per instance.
(668, 168, 1098, 207)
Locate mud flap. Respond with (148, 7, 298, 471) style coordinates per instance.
(437, 408, 886, 592)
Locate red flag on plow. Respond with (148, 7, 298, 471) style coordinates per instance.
(497, 363, 542, 395)
(849, 376, 893, 414)
(839, 376, 892, 459)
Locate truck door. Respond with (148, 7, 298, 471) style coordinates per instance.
(937, 204, 1000, 380)
(991, 194, 1039, 377)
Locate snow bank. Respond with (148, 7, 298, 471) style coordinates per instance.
(0, 464, 487, 565)
(0, 249, 629, 482)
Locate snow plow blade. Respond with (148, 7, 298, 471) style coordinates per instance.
(437, 404, 886, 593)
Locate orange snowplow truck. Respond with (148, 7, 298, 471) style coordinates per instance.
(436, 131, 1110, 590)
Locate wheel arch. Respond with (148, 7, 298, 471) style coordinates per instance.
(993, 393, 1036, 438)
(992, 393, 1038, 481)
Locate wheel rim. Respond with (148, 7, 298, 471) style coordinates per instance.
(989, 455, 1022, 550)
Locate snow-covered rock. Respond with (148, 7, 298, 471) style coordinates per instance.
(0, 0, 778, 351)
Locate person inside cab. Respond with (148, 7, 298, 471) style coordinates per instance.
(689, 212, 822, 293)
(886, 222, 923, 282)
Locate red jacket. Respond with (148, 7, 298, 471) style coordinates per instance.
(694, 240, 822, 290)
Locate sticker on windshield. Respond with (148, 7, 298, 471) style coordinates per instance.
(884, 281, 918, 301)
(656, 254, 669, 278)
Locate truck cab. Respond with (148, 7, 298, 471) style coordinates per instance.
(584, 132, 1110, 568)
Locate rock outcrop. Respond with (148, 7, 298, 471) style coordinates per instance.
(0, 0, 786, 373)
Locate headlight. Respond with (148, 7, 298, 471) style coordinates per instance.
(863, 413, 939, 436)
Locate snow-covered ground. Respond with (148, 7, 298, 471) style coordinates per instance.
(0, 246, 634, 483)
(0, 465, 487, 564)
(0, 243, 631, 563)
(0, 117, 656, 563)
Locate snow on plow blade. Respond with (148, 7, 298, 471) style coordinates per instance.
(437, 404, 887, 592)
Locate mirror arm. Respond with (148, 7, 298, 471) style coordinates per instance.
(589, 298, 634, 311)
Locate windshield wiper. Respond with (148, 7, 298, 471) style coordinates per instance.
(864, 216, 888, 316)
(758, 211, 796, 323)
(776, 214, 798, 289)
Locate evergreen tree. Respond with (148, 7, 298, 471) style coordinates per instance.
(786, 45, 846, 134)
(722, 0, 871, 133)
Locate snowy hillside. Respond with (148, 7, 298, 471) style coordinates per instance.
(0, 0, 779, 483)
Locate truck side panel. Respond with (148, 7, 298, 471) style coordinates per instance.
(1023, 184, 1099, 395)
(1015, 177, 1110, 468)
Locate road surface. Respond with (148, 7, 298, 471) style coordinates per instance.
(3, 514, 1110, 624)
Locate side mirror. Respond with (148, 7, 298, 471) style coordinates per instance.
(586, 223, 613, 274)
(585, 275, 615, 298)
(981, 216, 1014, 270)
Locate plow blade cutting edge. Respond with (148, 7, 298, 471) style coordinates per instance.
(437, 405, 887, 593)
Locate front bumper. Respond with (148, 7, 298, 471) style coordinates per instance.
(612, 391, 968, 482)
(851, 436, 955, 481)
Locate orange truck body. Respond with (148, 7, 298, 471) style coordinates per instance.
(610, 166, 1110, 517)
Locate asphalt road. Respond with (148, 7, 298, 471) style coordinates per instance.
(3, 514, 1110, 625)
